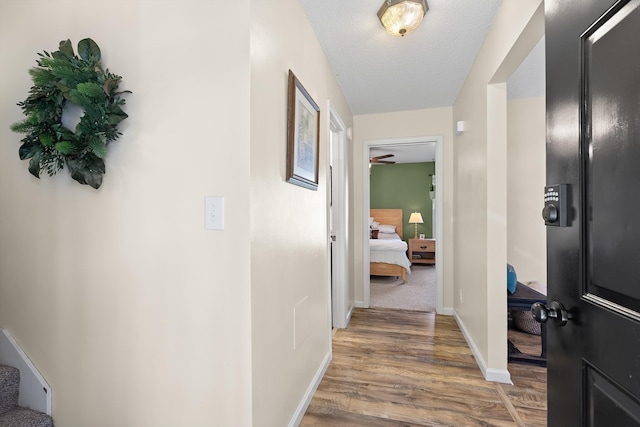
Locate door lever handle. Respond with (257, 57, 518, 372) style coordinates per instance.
(531, 301, 571, 327)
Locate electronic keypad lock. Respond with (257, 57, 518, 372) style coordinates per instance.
(543, 184, 569, 227)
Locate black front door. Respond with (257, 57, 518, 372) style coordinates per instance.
(546, 0, 640, 425)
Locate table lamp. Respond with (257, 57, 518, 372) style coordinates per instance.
(408, 211, 423, 238)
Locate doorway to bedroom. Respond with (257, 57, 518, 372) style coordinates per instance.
(364, 137, 443, 313)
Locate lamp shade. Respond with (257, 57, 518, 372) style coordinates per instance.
(377, 0, 428, 37)
(408, 212, 424, 224)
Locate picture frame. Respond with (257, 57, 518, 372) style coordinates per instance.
(286, 70, 320, 190)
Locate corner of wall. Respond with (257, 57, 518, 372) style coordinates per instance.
(452, 311, 511, 384)
(450, 0, 545, 378)
(286, 350, 332, 427)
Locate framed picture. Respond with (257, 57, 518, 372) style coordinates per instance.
(286, 70, 320, 190)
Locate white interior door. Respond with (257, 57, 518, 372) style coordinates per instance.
(329, 104, 349, 329)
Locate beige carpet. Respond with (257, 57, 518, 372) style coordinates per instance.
(370, 264, 436, 312)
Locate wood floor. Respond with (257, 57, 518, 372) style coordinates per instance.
(300, 308, 547, 427)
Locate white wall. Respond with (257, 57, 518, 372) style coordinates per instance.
(452, 0, 544, 379)
(507, 97, 547, 286)
(0, 1, 252, 426)
(250, 0, 353, 425)
(351, 108, 454, 309)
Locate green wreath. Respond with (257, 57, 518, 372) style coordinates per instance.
(11, 38, 130, 189)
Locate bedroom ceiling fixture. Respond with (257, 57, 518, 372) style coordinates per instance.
(377, 0, 428, 37)
(408, 211, 424, 238)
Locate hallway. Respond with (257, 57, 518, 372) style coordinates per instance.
(301, 308, 546, 426)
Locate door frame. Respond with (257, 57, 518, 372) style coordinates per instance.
(362, 135, 444, 312)
(483, 3, 544, 380)
(327, 101, 350, 329)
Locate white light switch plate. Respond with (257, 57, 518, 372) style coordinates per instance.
(205, 197, 224, 230)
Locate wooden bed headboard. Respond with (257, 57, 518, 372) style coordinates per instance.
(370, 209, 403, 238)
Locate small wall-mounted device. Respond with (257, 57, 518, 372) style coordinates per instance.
(542, 184, 569, 227)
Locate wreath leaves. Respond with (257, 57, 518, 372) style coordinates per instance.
(11, 38, 130, 189)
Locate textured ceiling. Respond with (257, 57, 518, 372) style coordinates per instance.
(365, 39, 546, 164)
(370, 143, 435, 164)
(299, 0, 505, 115)
(300, 0, 546, 162)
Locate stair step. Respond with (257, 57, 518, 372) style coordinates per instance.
(0, 365, 54, 426)
(0, 407, 54, 427)
(0, 364, 20, 416)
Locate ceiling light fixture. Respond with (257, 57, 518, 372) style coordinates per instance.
(377, 0, 428, 37)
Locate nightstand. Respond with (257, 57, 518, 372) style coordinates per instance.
(409, 238, 435, 265)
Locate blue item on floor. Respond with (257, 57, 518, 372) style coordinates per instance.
(507, 264, 517, 294)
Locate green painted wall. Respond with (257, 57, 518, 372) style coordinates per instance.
(370, 162, 435, 241)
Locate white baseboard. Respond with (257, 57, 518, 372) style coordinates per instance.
(357, 302, 451, 315)
(452, 310, 512, 385)
(0, 329, 52, 414)
(438, 306, 454, 316)
(485, 367, 512, 384)
(346, 303, 355, 325)
(288, 350, 331, 427)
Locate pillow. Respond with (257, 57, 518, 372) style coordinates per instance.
(370, 229, 379, 239)
(377, 232, 398, 240)
(369, 217, 375, 226)
(378, 224, 396, 234)
(371, 221, 380, 229)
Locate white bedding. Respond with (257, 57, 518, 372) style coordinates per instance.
(370, 233, 411, 272)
